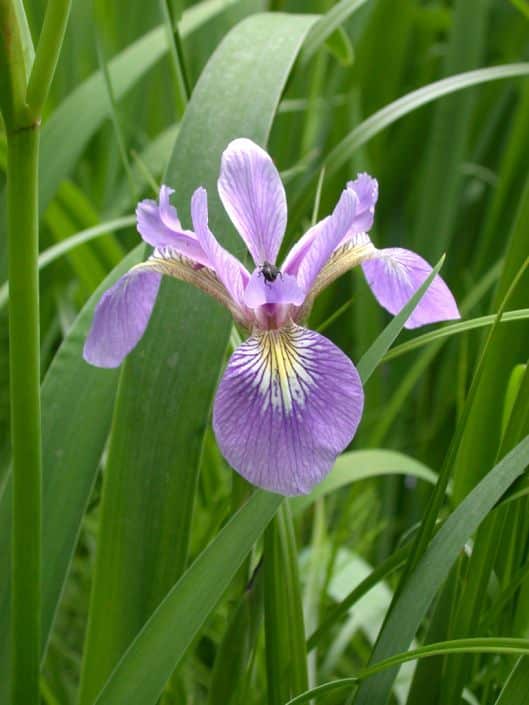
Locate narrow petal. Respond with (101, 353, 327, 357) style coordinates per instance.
(158, 185, 183, 230)
(362, 248, 460, 329)
(218, 138, 287, 265)
(286, 188, 359, 295)
(137, 186, 210, 266)
(346, 173, 378, 233)
(191, 187, 250, 309)
(213, 325, 364, 496)
(83, 266, 161, 368)
(282, 174, 377, 280)
(243, 268, 305, 308)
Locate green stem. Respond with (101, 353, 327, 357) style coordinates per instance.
(160, 0, 189, 118)
(7, 125, 41, 705)
(25, 0, 71, 116)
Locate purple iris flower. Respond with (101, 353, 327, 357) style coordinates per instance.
(84, 138, 459, 495)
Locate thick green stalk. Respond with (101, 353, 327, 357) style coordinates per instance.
(2, 2, 71, 703)
(7, 125, 41, 705)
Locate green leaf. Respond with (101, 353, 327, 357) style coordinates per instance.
(324, 63, 529, 179)
(494, 657, 529, 705)
(0, 249, 142, 704)
(287, 638, 529, 705)
(78, 13, 317, 705)
(0, 0, 239, 281)
(301, 0, 370, 65)
(356, 255, 444, 382)
(452, 180, 529, 503)
(323, 26, 354, 67)
(382, 309, 529, 363)
(92, 491, 282, 705)
(413, 0, 492, 258)
(351, 433, 529, 705)
(291, 450, 437, 515)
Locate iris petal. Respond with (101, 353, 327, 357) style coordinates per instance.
(191, 187, 250, 310)
(213, 324, 364, 495)
(137, 186, 210, 266)
(218, 138, 287, 265)
(346, 173, 378, 233)
(291, 188, 358, 294)
(243, 268, 305, 308)
(362, 247, 460, 328)
(83, 266, 161, 368)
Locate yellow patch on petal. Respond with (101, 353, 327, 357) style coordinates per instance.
(247, 325, 316, 415)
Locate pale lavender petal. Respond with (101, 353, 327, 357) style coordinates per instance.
(287, 188, 359, 294)
(191, 187, 250, 309)
(281, 218, 327, 280)
(213, 325, 364, 496)
(158, 185, 183, 230)
(137, 186, 210, 266)
(243, 268, 305, 308)
(362, 248, 460, 329)
(218, 138, 287, 265)
(83, 266, 161, 368)
(346, 173, 378, 233)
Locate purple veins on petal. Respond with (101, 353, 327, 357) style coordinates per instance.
(158, 185, 183, 230)
(137, 186, 210, 266)
(362, 247, 461, 329)
(191, 187, 250, 310)
(346, 173, 378, 233)
(286, 188, 359, 295)
(213, 324, 364, 496)
(218, 138, 287, 266)
(83, 267, 161, 368)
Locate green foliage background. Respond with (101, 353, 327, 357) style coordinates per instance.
(2, 1, 529, 704)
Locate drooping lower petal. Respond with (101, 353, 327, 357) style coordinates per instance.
(218, 138, 287, 265)
(213, 325, 364, 496)
(83, 266, 161, 368)
(362, 247, 460, 328)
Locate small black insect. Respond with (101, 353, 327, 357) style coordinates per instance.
(259, 261, 282, 285)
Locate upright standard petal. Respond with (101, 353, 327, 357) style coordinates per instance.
(286, 188, 358, 295)
(218, 138, 287, 265)
(191, 187, 250, 310)
(346, 173, 378, 233)
(362, 248, 460, 328)
(83, 266, 161, 368)
(213, 324, 364, 496)
(137, 186, 210, 266)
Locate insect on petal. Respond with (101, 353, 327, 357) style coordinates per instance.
(213, 324, 364, 495)
(243, 268, 305, 308)
(362, 247, 460, 328)
(83, 266, 161, 368)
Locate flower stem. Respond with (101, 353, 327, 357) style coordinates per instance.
(7, 124, 42, 705)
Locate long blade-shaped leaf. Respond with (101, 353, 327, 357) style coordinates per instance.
(352, 433, 529, 705)
(91, 491, 282, 705)
(78, 13, 317, 705)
